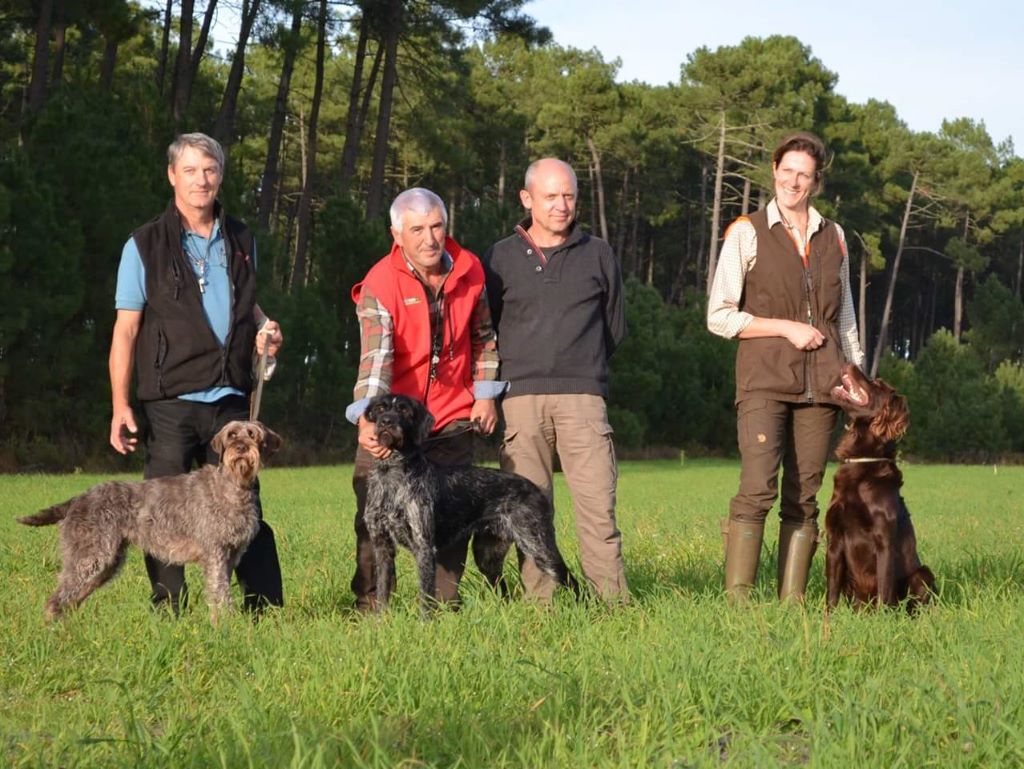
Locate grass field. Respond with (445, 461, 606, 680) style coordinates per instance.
(2, 459, 1023, 768)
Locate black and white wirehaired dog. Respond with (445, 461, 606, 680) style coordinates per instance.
(363, 393, 578, 612)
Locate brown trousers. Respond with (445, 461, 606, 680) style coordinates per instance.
(500, 393, 628, 600)
(351, 421, 476, 610)
(729, 398, 839, 526)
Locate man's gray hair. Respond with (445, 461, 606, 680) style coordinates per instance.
(390, 187, 448, 232)
(524, 158, 578, 192)
(167, 132, 225, 171)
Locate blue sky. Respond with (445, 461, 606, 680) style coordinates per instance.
(522, 0, 1022, 152)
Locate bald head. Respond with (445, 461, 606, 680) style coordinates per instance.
(524, 158, 578, 194)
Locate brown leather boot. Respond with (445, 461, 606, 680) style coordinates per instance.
(777, 520, 818, 602)
(722, 518, 764, 603)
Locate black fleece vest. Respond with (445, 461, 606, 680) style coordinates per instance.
(131, 200, 257, 401)
(734, 207, 845, 404)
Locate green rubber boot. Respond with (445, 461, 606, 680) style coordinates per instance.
(722, 518, 764, 604)
(777, 521, 819, 603)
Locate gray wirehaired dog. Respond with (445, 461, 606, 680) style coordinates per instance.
(19, 421, 281, 622)
(363, 393, 579, 612)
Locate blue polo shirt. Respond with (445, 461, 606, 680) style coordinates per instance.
(115, 221, 255, 403)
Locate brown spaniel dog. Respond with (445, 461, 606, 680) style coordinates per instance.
(824, 363, 935, 611)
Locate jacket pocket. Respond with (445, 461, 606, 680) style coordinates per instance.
(737, 338, 804, 395)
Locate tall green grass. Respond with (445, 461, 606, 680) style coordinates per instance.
(2, 460, 1023, 767)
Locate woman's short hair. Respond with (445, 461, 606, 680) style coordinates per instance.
(771, 131, 829, 176)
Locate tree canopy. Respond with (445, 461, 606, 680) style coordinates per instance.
(2, 1, 1022, 468)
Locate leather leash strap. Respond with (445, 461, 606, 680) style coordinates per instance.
(250, 340, 269, 421)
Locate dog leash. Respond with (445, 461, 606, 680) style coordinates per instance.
(250, 339, 270, 421)
(421, 421, 481, 447)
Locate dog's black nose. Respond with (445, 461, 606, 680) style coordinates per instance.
(377, 413, 396, 427)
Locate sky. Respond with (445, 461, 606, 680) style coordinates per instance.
(521, 0, 1023, 152)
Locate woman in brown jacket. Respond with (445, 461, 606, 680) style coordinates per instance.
(707, 132, 865, 602)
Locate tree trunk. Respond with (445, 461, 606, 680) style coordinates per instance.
(188, 0, 218, 94)
(911, 286, 924, 358)
(706, 110, 727, 292)
(859, 249, 867, 360)
(257, 0, 304, 232)
(365, 0, 402, 221)
(953, 266, 965, 342)
(27, 0, 54, 114)
(290, 0, 327, 293)
(928, 270, 938, 342)
(586, 135, 609, 242)
(953, 216, 969, 342)
(49, 0, 66, 95)
(613, 167, 629, 258)
(587, 162, 597, 234)
(646, 235, 654, 286)
(741, 176, 751, 216)
(100, 40, 119, 90)
(170, 0, 195, 124)
(1016, 235, 1023, 299)
(629, 184, 641, 273)
(338, 11, 377, 193)
(156, 0, 173, 95)
(497, 141, 506, 204)
(870, 169, 918, 378)
(448, 187, 458, 236)
(696, 163, 708, 293)
(213, 0, 261, 145)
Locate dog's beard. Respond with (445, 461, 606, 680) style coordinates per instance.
(223, 446, 259, 486)
(376, 427, 402, 450)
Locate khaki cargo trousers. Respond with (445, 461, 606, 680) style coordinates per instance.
(500, 393, 629, 601)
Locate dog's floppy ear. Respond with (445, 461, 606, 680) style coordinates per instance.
(211, 422, 231, 457)
(257, 422, 283, 457)
(871, 392, 909, 443)
(417, 401, 436, 444)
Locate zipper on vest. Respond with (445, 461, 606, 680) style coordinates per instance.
(155, 328, 167, 397)
(802, 263, 814, 403)
(420, 280, 434, 404)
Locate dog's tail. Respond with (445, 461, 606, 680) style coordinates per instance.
(18, 501, 71, 527)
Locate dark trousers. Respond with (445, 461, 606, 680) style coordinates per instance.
(729, 398, 839, 526)
(351, 421, 483, 610)
(142, 396, 284, 613)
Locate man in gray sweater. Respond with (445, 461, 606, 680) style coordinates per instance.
(483, 158, 629, 602)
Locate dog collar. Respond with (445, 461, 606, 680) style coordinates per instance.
(840, 457, 897, 464)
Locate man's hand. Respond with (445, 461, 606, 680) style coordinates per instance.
(358, 414, 391, 459)
(110, 406, 139, 454)
(470, 398, 498, 435)
(256, 319, 283, 357)
(782, 320, 825, 351)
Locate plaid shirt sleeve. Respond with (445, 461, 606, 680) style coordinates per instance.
(352, 284, 393, 405)
(707, 218, 757, 339)
(471, 286, 500, 384)
(834, 224, 866, 368)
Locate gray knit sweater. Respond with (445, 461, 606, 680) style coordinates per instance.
(482, 219, 626, 398)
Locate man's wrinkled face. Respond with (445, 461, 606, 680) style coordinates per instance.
(392, 207, 446, 275)
(168, 146, 222, 214)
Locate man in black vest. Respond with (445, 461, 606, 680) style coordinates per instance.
(108, 132, 285, 614)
